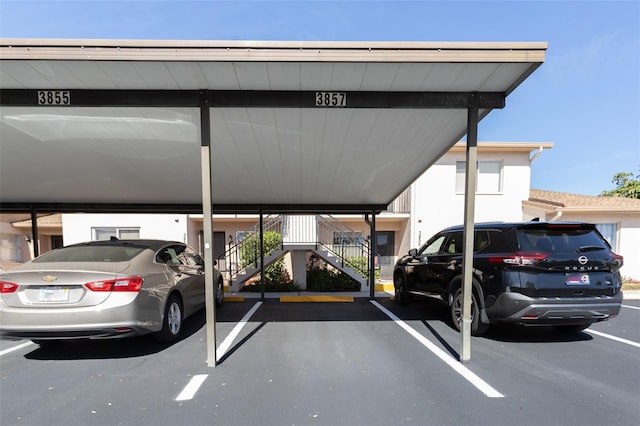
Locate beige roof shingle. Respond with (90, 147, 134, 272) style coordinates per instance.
(529, 189, 640, 211)
(10, 213, 62, 227)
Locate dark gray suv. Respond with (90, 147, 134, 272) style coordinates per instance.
(393, 221, 624, 335)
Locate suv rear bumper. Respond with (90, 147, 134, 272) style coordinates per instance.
(485, 290, 623, 325)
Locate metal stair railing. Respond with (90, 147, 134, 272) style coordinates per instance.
(220, 214, 373, 288)
(220, 215, 284, 284)
(315, 214, 371, 278)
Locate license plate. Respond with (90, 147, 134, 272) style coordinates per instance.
(39, 287, 70, 302)
(565, 273, 590, 285)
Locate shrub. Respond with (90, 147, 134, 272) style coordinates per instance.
(238, 231, 293, 288)
(239, 231, 282, 269)
(306, 264, 361, 292)
(260, 257, 292, 286)
(241, 280, 301, 293)
(344, 256, 380, 281)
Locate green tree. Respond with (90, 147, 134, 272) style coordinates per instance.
(600, 168, 640, 199)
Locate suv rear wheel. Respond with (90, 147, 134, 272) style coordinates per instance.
(450, 287, 489, 336)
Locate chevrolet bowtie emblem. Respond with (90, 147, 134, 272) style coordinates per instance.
(41, 275, 58, 282)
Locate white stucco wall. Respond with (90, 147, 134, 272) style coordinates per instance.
(62, 213, 189, 245)
(617, 216, 640, 280)
(411, 150, 532, 248)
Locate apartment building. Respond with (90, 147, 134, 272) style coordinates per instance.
(4, 141, 636, 282)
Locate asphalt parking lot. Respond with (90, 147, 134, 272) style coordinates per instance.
(1, 294, 639, 426)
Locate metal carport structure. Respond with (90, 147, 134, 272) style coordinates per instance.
(0, 39, 546, 366)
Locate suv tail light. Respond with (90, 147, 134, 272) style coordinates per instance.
(609, 252, 623, 269)
(85, 277, 143, 292)
(0, 281, 19, 293)
(489, 252, 548, 266)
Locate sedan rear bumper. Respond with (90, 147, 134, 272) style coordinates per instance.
(0, 301, 162, 340)
(485, 290, 623, 326)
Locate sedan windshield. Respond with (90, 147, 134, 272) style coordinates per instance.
(33, 245, 145, 263)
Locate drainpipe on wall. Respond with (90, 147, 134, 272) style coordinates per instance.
(365, 212, 376, 300)
(549, 210, 563, 222)
(529, 146, 545, 163)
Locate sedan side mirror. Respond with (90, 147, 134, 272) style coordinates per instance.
(408, 248, 418, 257)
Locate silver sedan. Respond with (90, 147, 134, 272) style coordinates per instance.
(0, 239, 224, 344)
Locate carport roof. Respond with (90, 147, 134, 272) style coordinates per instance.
(0, 39, 546, 214)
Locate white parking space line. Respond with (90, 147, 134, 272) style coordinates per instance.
(621, 304, 640, 310)
(0, 341, 34, 357)
(216, 301, 263, 362)
(586, 329, 640, 348)
(175, 374, 208, 401)
(371, 300, 504, 398)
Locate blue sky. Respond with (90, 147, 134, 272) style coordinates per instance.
(1, 0, 638, 196)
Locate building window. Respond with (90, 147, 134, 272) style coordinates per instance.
(332, 232, 364, 259)
(0, 234, 21, 262)
(92, 227, 140, 241)
(456, 161, 503, 194)
(333, 232, 363, 246)
(595, 223, 617, 251)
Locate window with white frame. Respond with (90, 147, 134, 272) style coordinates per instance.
(0, 234, 21, 262)
(92, 227, 140, 241)
(333, 232, 363, 246)
(595, 223, 617, 251)
(455, 161, 503, 194)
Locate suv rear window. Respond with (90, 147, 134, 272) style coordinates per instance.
(517, 228, 608, 254)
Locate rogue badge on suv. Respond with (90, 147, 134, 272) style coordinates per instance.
(393, 221, 624, 335)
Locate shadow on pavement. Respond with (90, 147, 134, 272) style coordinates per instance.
(23, 309, 207, 360)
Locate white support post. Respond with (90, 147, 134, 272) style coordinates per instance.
(200, 103, 217, 367)
(461, 93, 479, 363)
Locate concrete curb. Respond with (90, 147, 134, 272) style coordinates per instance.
(280, 295, 354, 303)
(223, 289, 640, 302)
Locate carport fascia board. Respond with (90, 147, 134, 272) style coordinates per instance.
(0, 89, 505, 109)
(0, 203, 391, 215)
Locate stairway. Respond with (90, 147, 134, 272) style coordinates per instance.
(223, 215, 371, 292)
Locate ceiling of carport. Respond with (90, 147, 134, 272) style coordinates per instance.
(0, 40, 546, 213)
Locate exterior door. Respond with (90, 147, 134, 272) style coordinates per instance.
(376, 231, 395, 278)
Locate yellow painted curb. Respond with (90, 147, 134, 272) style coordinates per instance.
(280, 295, 354, 303)
(375, 283, 394, 292)
(223, 296, 245, 302)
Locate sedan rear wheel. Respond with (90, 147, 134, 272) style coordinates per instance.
(155, 295, 183, 342)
